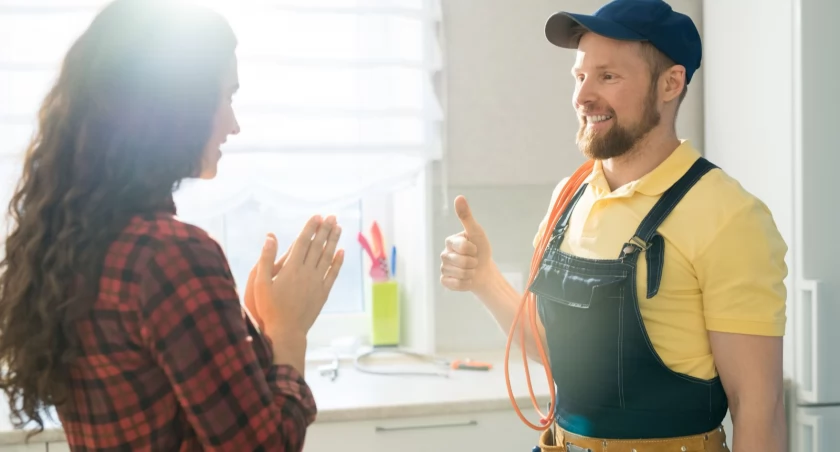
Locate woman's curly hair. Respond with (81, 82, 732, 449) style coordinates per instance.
(0, 0, 236, 433)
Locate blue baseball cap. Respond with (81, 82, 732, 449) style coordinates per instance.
(545, 0, 702, 84)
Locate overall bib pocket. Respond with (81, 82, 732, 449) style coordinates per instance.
(529, 264, 628, 310)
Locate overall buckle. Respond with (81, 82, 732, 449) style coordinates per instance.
(629, 235, 649, 250)
(622, 236, 649, 256)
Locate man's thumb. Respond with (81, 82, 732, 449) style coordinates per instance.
(256, 233, 278, 283)
(454, 195, 481, 236)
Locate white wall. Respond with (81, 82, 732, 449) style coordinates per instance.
(433, 0, 704, 352)
(702, 0, 796, 379)
(704, 2, 840, 449)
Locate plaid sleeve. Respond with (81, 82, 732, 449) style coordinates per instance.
(139, 233, 317, 450)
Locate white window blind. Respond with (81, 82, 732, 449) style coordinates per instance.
(0, 0, 445, 317)
(173, 0, 445, 216)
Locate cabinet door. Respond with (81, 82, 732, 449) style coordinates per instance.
(794, 406, 840, 452)
(304, 410, 538, 452)
(0, 444, 47, 452)
(793, 0, 840, 407)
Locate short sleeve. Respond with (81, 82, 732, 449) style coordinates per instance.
(695, 198, 789, 336)
(533, 177, 570, 248)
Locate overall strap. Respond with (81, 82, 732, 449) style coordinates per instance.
(634, 157, 717, 243)
(554, 183, 589, 237)
(622, 157, 718, 298)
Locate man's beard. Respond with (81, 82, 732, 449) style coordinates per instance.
(576, 85, 661, 160)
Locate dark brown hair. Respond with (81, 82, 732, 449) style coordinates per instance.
(638, 41, 689, 104)
(569, 24, 689, 104)
(0, 0, 237, 434)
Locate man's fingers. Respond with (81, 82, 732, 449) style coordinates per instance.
(454, 195, 481, 237)
(440, 263, 473, 280)
(444, 233, 464, 251)
(445, 234, 478, 256)
(289, 215, 322, 265)
(318, 225, 342, 271)
(440, 275, 470, 291)
(440, 250, 478, 269)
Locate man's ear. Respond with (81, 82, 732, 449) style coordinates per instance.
(662, 65, 687, 103)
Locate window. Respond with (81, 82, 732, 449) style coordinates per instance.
(185, 198, 366, 314)
(0, 0, 444, 349)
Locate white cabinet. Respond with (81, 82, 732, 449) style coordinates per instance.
(0, 440, 68, 452)
(0, 413, 537, 452)
(304, 410, 539, 452)
(794, 406, 840, 452)
(706, 1, 840, 451)
(0, 444, 46, 452)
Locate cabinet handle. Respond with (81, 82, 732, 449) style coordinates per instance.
(375, 420, 478, 433)
(795, 279, 821, 403)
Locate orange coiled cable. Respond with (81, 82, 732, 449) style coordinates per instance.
(504, 160, 594, 431)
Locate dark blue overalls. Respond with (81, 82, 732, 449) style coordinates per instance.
(529, 157, 728, 442)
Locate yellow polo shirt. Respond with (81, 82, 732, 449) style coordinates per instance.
(533, 141, 788, 380)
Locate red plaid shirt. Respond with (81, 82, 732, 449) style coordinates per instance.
(55, 202, 317, 450)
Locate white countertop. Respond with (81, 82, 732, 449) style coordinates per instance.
(0, 350, 553, 445)
(306, 350, 553, 423)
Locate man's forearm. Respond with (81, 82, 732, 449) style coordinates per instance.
(730, 392, 787, 452)
(474, 263, 548, 362)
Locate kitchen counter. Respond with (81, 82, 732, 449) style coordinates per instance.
(305, 350, 552, 422)
(0, 350, 553, 446)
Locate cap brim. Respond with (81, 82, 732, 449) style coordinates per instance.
(545, 12, 646, 48)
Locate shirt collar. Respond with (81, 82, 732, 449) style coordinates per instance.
(162, 195, 177, 214)
(585, 140, 701, 198)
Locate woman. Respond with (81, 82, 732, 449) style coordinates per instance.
(0, 0, 344, 449)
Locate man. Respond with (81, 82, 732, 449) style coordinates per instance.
(439, 0, 788, 451)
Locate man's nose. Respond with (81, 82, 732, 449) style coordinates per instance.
(573, 79, 597, 110)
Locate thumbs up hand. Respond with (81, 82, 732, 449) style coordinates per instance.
(440, 195, 494, 293)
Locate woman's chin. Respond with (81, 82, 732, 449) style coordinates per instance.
(197, 163, 218, 180)
(196, 150, 222, 179)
